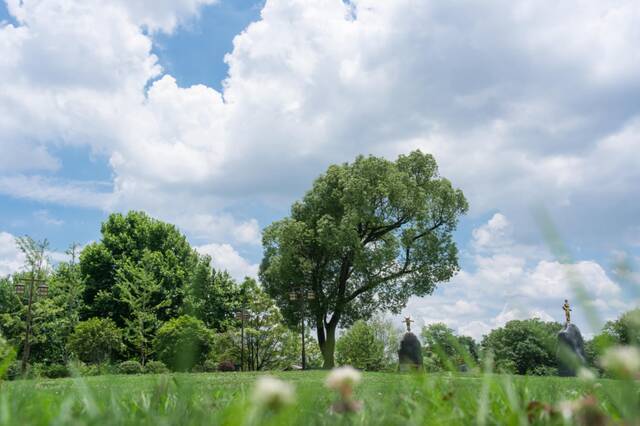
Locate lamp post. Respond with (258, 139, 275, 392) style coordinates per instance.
(289, 288, 315, 370)
(235, 308, 249, 371)
(15, 276, 48, 375)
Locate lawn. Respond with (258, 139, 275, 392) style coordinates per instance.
(0, 371, 634, 425)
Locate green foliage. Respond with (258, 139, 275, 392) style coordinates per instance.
(336, 320, 385, 370)
(116, 261, 168, 364)
(5, 361, 22, 380)
(370, 317, 400, 370)
(80, 211, 199, 325)
(201, 359, 218, 372)
(41, 363, 69, 379)
(117, 360, 144, 375)
(185, 258, 241, 331)
(261, 151, 468, 367)
(420, 323, 477, 371)
(144, 360, 169, 374)
(154, 315, 212, 371)
(0, 334, 16, 380)
(67, 318, 123, 364)
(602, 308, 640, 345)
(240, 278, 302, 371)
(481, 318, 562, 375)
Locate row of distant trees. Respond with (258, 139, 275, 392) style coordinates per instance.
(334, 311, 640, 376)
(0, 206, 635, 377)
(0, 211, 321, 376)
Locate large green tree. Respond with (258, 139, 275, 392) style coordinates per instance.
(336, 320, 385, 371)
(260, 151, 468, 367)
(481, 319, 561, 375)
(184, 257, 241, 331)
(80, 211, 199, 325)
(421, 323, 478, 370)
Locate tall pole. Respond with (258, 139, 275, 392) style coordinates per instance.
(21, 276, 35, 375)
(240, 311, 245, 371)
(301, 295, 306, 370)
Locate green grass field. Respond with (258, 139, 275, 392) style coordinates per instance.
(0, 371, 634, 425)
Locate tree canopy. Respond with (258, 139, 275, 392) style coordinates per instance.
(80, 211, 201, 325)
(481, 319, 561, 375)
(260, 151, 468, 367)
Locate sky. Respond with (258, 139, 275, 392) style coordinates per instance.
(0, 0, 639, 340)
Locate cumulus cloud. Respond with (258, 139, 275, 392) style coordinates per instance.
(1, 0, 638, 248)
(0, 0, 638, 334)
(0, 231, 25, 276)
(402, 213, 631, 340)
(196, 243, 258, 281)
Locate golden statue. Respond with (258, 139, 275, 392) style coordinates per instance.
(562, 299, 571, 324)
(404, 316, 414, 332)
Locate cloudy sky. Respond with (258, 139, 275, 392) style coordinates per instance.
(1, 0, 638, 339)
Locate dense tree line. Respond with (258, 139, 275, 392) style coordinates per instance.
(0, 212, 316, 378)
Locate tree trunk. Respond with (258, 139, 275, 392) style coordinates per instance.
(318, 322, 337, 369)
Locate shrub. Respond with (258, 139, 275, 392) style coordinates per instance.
(336, 320, 385, 371)
(144, 360, 169, 374)
(42, 364, 69, 379)
(202, 359, 218, 372)
(0, 335, 15, 380)
(67, 318, 123, 364)
(217, 360, 235, 372)
(75, 362, 114, 377)
(528, 365, 558, 376)
(5, 361, 22, 380)
(117, 360, 144, 375)
(154, 316, 212, 371)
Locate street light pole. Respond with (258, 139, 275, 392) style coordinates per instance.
(235, 308, 248, 371)
(289, 288, 315, 370)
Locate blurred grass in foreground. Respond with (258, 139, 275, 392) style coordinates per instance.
(0, 370, 636, 425)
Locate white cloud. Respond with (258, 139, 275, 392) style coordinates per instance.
(0, 0, 638, 256)
(33, 209, 64, 226)
(0, 0, 638, 337)
(402, 213, 629, 340)
(0, 231, 24, 277)
(196, 243, 258, 281)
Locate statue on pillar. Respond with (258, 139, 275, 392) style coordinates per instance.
(404, 316, 414, 332)
(398, 316, 422, 371)
(562, 299, 571, 325)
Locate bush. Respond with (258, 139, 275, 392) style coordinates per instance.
(144, 360, 169, 374)
(528, 365, 558, 376)
(73, 361, 114, 377)
(201, 359, 218, 372)
(67, 318, 123, 364)
(154, 316, 212, 371)
(217, 360, 235, 372)
(336, 320, 385, 371)
(5, 361, 22, 380)
(42, 363, 69, 379)
(117, 360, 144, 375)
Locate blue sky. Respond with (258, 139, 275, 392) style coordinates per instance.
(1, 0, 638, 339)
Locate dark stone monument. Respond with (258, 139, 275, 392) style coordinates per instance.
(398, 317, 423, 371)
(557, 300, 587, 376)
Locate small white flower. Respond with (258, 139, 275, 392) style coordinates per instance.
(252, 376, 295, 410)
(557, 400, 577, 421)
(600, 346, 640, 378)
(577, 367, 596, 381)
(325, 366, 362, 392)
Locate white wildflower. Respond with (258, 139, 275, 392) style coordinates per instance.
(325, 366, 362, 393)
(325, 366, 363, 413)
(599, 346, 640, 378)
(577, 367, 596, 381)
(557, 400, 577, 421)
(252, 376, 295, 410)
